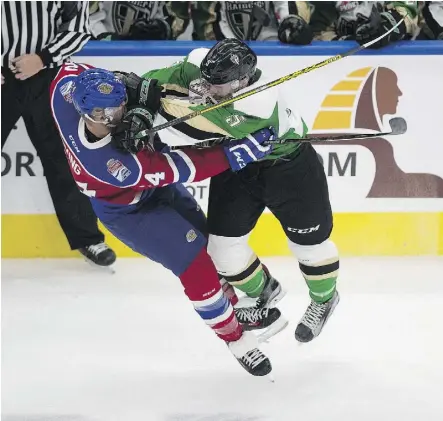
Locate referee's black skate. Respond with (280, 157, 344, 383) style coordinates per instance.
(255, 265, 286, 309)
(295, 290, 340, 343)
(234, 306, 288, 342)
(79, 242, 116, 267)
(228, 331, 272, 376)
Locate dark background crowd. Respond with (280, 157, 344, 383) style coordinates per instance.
(89, 1, 443, 44)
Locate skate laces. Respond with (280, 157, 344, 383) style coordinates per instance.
(86, 242, 109, 256)
(235, 307, 269, 323)
(242, 348, 267, 369)
(300, 300, 328, 330)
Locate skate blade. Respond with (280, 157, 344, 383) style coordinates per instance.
(266, 373, 275, 383)
(82, 257, 116, 274)
(257, 316, 289, 344)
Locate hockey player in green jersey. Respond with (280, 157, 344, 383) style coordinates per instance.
(125, 39, 340, 343)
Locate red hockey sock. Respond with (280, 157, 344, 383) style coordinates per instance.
(179, 248, 242, 342)
(219, 276, 239, 306)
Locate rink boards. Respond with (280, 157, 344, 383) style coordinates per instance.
(2, 41, 443, 257)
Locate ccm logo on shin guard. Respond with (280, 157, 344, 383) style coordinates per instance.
(288, 225, 320, 234)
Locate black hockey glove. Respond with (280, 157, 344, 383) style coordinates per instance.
(278, 15, 313, 45)
(355, 8, 407, 49)
(120, 73, 164, 112)
(129, 18, 172, 40)
(111, 107, 155, 154)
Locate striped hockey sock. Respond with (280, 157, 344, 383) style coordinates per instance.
(179, 248, 243, 342)
(299, 259, 339, 303)
(221, 255, 266, 298)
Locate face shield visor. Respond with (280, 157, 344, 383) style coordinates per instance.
(207, 76, 250, 100)
(190, 76, 250, 104)
(83, 103, 126, 127)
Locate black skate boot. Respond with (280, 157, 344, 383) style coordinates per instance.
(234, 306, 288, 342)
(255, 265, 286, 309)
(228, 331, 272, 376)
(79, 242, 116, 267)
(295, 290, 340, 343)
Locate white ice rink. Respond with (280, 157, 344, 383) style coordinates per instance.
(2, 256, 443, 421)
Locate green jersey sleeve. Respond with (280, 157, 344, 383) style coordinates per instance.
(141, 52, 201, 96)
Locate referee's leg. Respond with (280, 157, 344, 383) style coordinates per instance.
(1, 69, 22, 148)
(22, 68, 105, 250)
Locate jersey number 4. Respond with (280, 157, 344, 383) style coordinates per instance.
(145, 172, 165, 186)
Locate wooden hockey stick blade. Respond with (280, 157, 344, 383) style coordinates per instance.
(135, 18, 405, 140)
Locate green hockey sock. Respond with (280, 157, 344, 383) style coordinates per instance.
(222, 256, 265, 298)
(299, 259, 339, 303)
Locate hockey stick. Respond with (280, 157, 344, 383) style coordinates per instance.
(266, 117, 407, 145)
(135, 18, 404, 140)
(170, 117, 407, 150)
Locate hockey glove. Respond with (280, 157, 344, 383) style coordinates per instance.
(111, 107, 155, 154)
(278, 15, 313, 45)
(129, 18, 173, 40)
(119, 73, 164, 113)
(223, 127, 276, 172)
(98, 19, 172, 41)
(355, 7, 406, 49)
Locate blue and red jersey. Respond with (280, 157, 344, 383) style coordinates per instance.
(50, 62, 229, 205)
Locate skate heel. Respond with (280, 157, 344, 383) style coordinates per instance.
(228, 332, 272, 376)
(267, 286, 286, 309)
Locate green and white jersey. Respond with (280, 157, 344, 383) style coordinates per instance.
(142, 48, 308, 160)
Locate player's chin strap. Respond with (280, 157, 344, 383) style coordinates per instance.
(135, 17, 404, 141)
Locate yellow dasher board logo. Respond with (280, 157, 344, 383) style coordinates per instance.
(312, 67, 443, 198)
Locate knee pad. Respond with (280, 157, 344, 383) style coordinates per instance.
(208, 234, 254, 275)
(289, 238, 338, 266)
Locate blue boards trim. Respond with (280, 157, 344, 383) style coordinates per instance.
(75, 40, 443, 57)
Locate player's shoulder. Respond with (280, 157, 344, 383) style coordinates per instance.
(186, 48, 210, 68)
(233, 71, 279, 119)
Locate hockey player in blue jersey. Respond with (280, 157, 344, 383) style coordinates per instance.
(50, 62, 283, 376)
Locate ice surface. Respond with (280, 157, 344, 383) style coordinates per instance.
(2, 257, 443, 421)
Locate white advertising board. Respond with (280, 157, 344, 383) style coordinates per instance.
(2, 54, 443, 215)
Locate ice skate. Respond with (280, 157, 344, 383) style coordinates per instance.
(79, 242, 116, 268)
(234, 306, 288, 343)
(228, 331, 272, 376)
(255, 265, 286, 309)
(295, 290, 340, 343)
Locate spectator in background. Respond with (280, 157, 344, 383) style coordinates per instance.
(89, 1, 187, 40)
(417, 1, 443, 39)
(169, 1, 314, 44)
(1, 1, 116, 267)
(309, 1, 419, 47)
